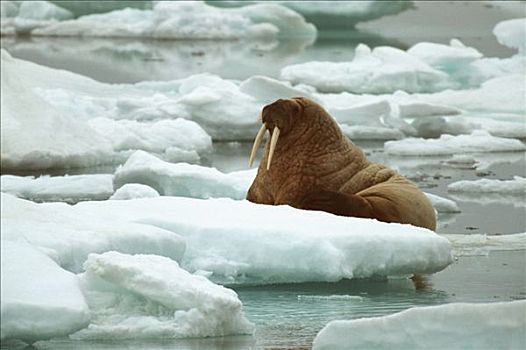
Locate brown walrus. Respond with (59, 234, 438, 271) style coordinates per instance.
(246, 97, 437, 231)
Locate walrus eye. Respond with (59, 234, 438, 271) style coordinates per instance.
(248, 124, 267, 167)
(267, 126, 280, 170)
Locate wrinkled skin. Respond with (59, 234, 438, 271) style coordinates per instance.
(247, 97, 437, 231)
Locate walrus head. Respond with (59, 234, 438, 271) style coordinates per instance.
(249, 97, 340, 170)
(249, 98, 302, 170)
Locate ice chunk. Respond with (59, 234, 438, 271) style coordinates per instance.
(415, 74, 525, 114)
(407, 39, 483, 69)
(1, 1, 73, 35)
(110, 183, 160, 200)
(113, 151, 254, 199)
(444, 233, 526, 257)
(412, 115, 526, 139)
(424, 193, 460, 213)
(1, 240, 90, 343)
(280, 44, 451, 94)
(87, 117, 212, 164)
(0, 50, 214, 170)
(313, 300, 526, 350)
(210, 1, 413, 28)
(27, 1, 315, 40)
(1, 174, 113, 203)
(448, 176, 526, 194)
(1, 194, 186, 273)
(384, 130, 526, 156)
(72, 251, 254, 339)
(239, 75, 319, 104)
(73, 196, 453, 285)
(494, 18, 526, 54)
(1, 49, 114, 170)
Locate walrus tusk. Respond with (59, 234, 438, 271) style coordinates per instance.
(249, 124, 267, 167)
(267, 127, 280, 170)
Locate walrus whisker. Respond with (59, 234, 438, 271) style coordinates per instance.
(249, 124, 267, 167)
(267, 127, 280, 170)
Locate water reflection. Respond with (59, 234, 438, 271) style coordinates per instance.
(0, 29, 405, 84)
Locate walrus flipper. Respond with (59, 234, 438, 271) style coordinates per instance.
(300, 189, 374, 219)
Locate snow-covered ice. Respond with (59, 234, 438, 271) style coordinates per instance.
(1, 194, 186, 273)
(448, 176, 526, 194)
(110, 183, 160, 200)
(384, 130, 526, 156)
(71, 252, 254, 340)
(445, 233, 526, 257)
(424, 193, 460, 213)
(0, 1, 73, 35)
(114, 151, 254, 199)
(3, 1, 316, 40)
(493, 18, 526, 54)
(281, 44, 451, 94)
(114, 151, 457, 215)
(72, 196, 453, 285)
(313, 300, 526, 350)
(1, 240, 90, 343)
(1, 174, 114, 203)
(1, 49, 114, 170)
(212, 1, 413, 28)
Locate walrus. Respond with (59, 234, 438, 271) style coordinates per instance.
(246, 97, 436, 231)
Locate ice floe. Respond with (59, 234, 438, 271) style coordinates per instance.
(71, 251, 254, 340)
(448, 176, 526, 194)
(114, 151, 456, 215)
(3, 1, 316, 40)
(494, 18, 526, 54)
(114, 151, 254, 199)
(110, 183, 160, 200)
(384, 131, 526, 156)
(211, 1, 413, 29)
(313, 300, 526, 350)
(424, 193, 460, 213)
(444, 233, 526, 257)
(72, 196, 453, 285)
(0, 1, 73, 35)
(1, 194, 186, 273)
(281, 43, 451, 94)
(1, 174, 113, 203)
(1, 240, 90, 343)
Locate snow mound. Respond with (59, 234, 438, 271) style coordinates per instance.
(1, 240, 90, 343)
(313, 300, 526, 350)
(11, 1, 316, 40)
(281, 44, 451, 94)
(72, 251, 254, 340)
(384, 131, 526, 156)
(113, 151, 254, 199)
(1, 174, 113, 203)
(494, 18, 526, 54)
(445, 233, 526, 257)
(74, 196, 453, 285)
(448, 176, 526, 194)
(1, 194, 186, 273)
(110, 183, 160, 200)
